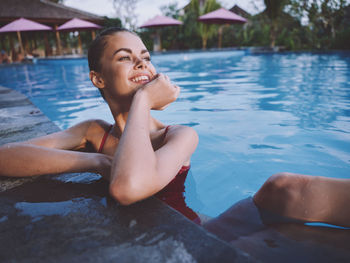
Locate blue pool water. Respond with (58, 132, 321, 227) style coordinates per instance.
(1, 51, 350, 217)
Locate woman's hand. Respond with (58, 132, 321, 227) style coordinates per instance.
(140, 73, 180, 110)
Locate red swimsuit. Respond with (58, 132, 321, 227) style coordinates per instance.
(98, 125, 200, 224)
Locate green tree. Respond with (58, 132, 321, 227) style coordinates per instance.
(198, 0, 221, 49)
(112, 0, 139, 30)
(103, 17, 122, 29)
(178, 0, 202, 49)
(263, 0, 289, 47)
(288, 0, 348, 49)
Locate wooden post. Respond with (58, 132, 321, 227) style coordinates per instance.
(23, 33, 29, 54)
(218, 25, 223, 49)
(54, 25, 62, 55)
(9, 34, 15, 60)
(77, 32, 83, 55)
(44, 33, 50, 57)
(0, 35, 5, 51)
(33, 32, 38, 49)
(153, 29, 161, 52)
(16, 31, 25, 55)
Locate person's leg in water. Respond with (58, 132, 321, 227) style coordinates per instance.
(203, 175, 350, 262)
(253, 172, 350, 228)
(203, 173, 350, 241)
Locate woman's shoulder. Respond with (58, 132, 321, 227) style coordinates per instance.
(68, 119, 111, 134)
(165, 124, 197, 134)
(67, 119, 112, 143)
(164, 125, 198, 143)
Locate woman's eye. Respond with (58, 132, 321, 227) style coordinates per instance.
(143, 56, 151, 61)
(119, 56, 131, 61)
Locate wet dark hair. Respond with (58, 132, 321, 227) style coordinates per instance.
(88, 27, 136, 99)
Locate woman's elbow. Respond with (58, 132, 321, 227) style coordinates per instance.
(109, 179, 143, 206)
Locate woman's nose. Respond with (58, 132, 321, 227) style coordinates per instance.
(135, 58, 147, 70)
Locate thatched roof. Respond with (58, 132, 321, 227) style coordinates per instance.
(0, 0, 104, 26)
(229, 5, 251, 18)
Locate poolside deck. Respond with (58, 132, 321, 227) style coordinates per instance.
(0, 85, 250, 262)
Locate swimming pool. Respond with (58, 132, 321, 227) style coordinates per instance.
(1, 50, 349, 217)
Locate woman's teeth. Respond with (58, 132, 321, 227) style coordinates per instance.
(132, 76, 149, 83)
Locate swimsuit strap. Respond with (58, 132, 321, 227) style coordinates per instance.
(98, 124, 113, 153)
(164, 125, 171, 137)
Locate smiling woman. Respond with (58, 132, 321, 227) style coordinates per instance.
(0, 27, 200, 222)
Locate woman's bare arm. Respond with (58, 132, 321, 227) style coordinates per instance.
(0, 120, 112, 177)
(109, 75, 198, 205)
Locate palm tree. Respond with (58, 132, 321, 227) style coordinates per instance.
(264, 0, 289, 47)
(199, 0, 221, 49)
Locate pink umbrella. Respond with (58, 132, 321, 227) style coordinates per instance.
(140, 15, 182, 28)
(198, 8, 247, 48)
(140, 15, 183, 51)
(57, 18, 102, 31)
(0, 18, 52, 56)
(57, 18, 102, 55)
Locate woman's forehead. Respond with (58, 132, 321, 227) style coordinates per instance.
(106, 32, 147, 52)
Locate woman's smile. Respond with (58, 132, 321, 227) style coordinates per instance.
(130, 74, 151, 85)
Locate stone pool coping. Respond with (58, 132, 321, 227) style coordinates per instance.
(0, 86, 252, 263)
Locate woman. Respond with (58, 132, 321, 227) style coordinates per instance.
(0, 27, 349, 228)
(0, 27, 199, 222)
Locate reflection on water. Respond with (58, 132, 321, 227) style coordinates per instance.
(0, 52, 349, 217)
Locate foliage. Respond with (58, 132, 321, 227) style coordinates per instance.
(263, 0, 289, 47)
(112, 0, 139, 30)
(103, 17, 122, 29)
(198, 0, 221, 49)
(287, 0, 349, 49)
(135, 0, 349, 51)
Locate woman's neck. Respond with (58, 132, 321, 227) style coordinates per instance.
(108, 102, 163, 136)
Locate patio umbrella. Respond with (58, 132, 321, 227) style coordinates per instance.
(198, 8, 247, 48)
(0, 18, 52, 55)
(57, 18, 102, 55)
(139, 15, 183, 51)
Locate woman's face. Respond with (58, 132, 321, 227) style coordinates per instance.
(99, 31, 156, 100)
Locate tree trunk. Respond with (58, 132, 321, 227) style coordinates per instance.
(202, 35, 208, 50)
(270, 21, 277, 48)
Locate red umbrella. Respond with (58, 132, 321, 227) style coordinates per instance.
(0, 18, 52, 55)
(57, 18, 102, 55)
(139, 15, 183, 51)
(198, 8, 247, 48)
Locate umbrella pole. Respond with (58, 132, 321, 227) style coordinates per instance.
(218, 26, 223, 49)
(91, 30, 96, 40)
(44, 33, 50, 57)
(16, 31, 25, 56)
(153, 29, 161, 52)
(55, 25, 62, 55)
(9, 34, 15, 61)
(77, 32, 83, 55)
(0, 35, 5, 51)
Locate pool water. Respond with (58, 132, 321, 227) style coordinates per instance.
(1, 51, 349, 217)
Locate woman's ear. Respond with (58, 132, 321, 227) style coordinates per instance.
(90, 71, 105, 89)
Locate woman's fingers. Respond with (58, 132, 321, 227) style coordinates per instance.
(141, 73, 181, 110)
(173, 85, 180, 99)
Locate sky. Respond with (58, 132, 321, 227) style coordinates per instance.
(64, 0, 265, 27)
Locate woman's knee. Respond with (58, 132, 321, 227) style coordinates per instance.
(253, 172, 309, 214)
